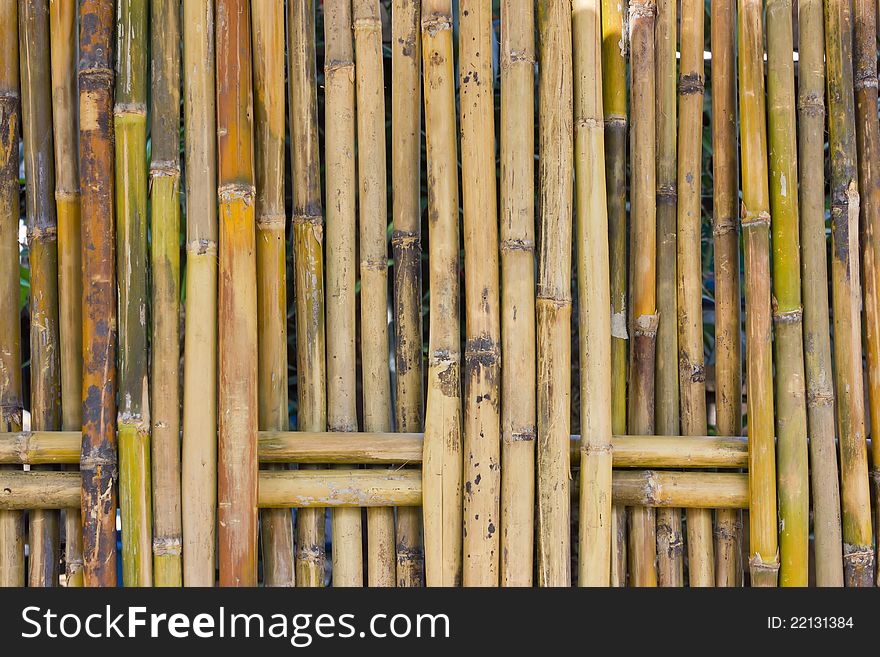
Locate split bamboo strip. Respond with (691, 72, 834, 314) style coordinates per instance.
(824, 0, 875, 587)
(710, 0, 744, 587)
(252, 0, 295, 588)
(150, 0, 183, 588)
(421, 0, 463, 587)
(654, 0, 682, 588)
(573, 0, 612, 587)
(458, 0, 501, 588)
(19, 0, 62, 588)
(499, 0, 536, 588)
(49, 0, 83, 588)
(391, 0, 425, 588)
(601, 0, 629, 588)
(216, 0, 259, 587)
(0, 0, 24, 588)
(288, 0, 327, 587)
(259, 471, 423, 509)
(626, 0, 658, 587)
(354, 0, 396, 587)
(324, 0, 363, 588)
(797, 0, 843, 587)
(114, 0, 152, 587)
(79, 0, 118, 587)
(766, 0, 809, 586)
(0, 472, 81, 510)
(610, 472, 748, 509)
(737, 0, 779, 586)
(853, 0, 880, 585)
(181, 0, 219, 587)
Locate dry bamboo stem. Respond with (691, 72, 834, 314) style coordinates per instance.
(499, 0, 536, 588)
(259, 470, 423, 509)
(149, 0, 183, 588)
(391, 0, 425, 588)
(49, 0, 83, 588)
(288, 0, 327, 587)
(737, 0, 779, 586)
(0, 0, 24, 588)
(324, 0, 363, 588)
(611, 471, 748, 509)
(626, 0, 658, 587)
(19, 0, 62, 588)
(710, 0, 745, 587)
(421, 0, 463, 587)
(797, 0, 843, 587)
(252, 0, 295, 588)
(458, 0, 501, 588)
(181, 0, 218, 587)
(79, 0, 118, 586)
(216, 0, 259, 587)
(573, 0, 612, 587)
(353, 0, 396, 587)
(825, 0, 875, 587)
(0, 472, 81, 510)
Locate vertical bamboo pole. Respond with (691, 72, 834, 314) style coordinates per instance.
(573, 0, 612, 587)
(216, 0, 258, 587)
(499, 0, 536, 587)
(288, 0, 327, 587)
(252, 0, 295, 588)
(737, 0, 778, 587)
(601, 0, 629, 587)
(324, 0, 363, 587)
(654, 0, 683, 587)
(458, 0, 501, 588)
(79, 0, 118, 587)
(797, 0, 843, 587)
(853, 0, 880, 585)
(181, 0, 218, 587)
(49, 0, 83, 588)
(0, 0, 24, 588)
(150, 0, 183, 587)
(421, 0, 463, 587)
(627, 0, 658, 587)
(825, 0, 875, 587)
(19, 0, 62, 588)
(391, 0, 425, 588)
(766, 0, 809, 586)
(354, 0, 396, 587)
(711, 0, 745, 587)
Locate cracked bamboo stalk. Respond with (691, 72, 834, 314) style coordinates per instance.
(288, 0, 327, 587)
(391, 0, 425, 588)
(49, 0, 83, 588)
(611, 471, 748, 509)
(79, 0, 118, 587)
(654, 0, 683, 587)
(19, 0, 62, 588)
(324, 0, 362, 588)
(738, 0, 779, 586)
(499, 0, 535, 587)
(711, 0, 745, 587)
(459, 0, 501, 588)
(421, 0, 463, 587)
(573, 0, 612, 587)
(216, 0, 259, 587)
(825, 0, 875, 587)
(626, 0, 658, 587)
(181, 0, 218, 587)
(354, 0, 396, 587)
(252, 0, 295, 588)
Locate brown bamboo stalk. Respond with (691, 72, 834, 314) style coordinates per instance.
(324, 0, 363, 588)
(611, 471, 748, 509)
(49, 0, 83, 589)
(181, 0, 218, 587)
(216, 0, 259, 587)
(499, 0, 536, 587)
(391, 0, 425, 589)
(0, 472, 81, 509)
(288, 0, 327, 587)
(259, 470, 423, 509)
(79, 0, 118, 587)
(421, 0, 463, 587)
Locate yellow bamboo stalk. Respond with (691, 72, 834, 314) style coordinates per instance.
(611, 471, 748, 509)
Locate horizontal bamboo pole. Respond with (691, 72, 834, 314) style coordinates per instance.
(611, 472, 748, 509)
(260, 471, 422, 509)
(0, 472, 80, 509)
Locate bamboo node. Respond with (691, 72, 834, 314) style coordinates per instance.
(54, 190, 80, 203)
(581, 442, 613, 455)
(218, 183, 256, 203)
(712, 215, 738, 237)
(500, 238, 535, 253)
(421, 14, 452, 37)
(429, 348, 460, 367)
(186, 238, 218, 256)
(353, 17, 382, 33)
(361, 257, 388, 272)
(293, 212, 323, 226)
(656, 522, 684, 555)
(628, 0, 657, 30)
(464, 338, 501, 370)
(296, 544, 327, 563)
(656, 184, 677, 205)
(740, 207, 771, 229)
(113, 102, 147, 117)
(842, 543, 874, 570)
(257, 213, 286, 229)
(153, 536, 183, 556)
(678, 73, 704, 96)
(713, 520, 742, 541)
(149, 160, 180, 178)
(797, 92, 825, 117)
(806, 385, 834, 408)
(78, 66, 114, 87)
(0, 90, 19, 102)
(27, 224, 58, 242)
(749, 552, 780, 576)
(325, 60, 355, 75)
(605, 115, 627, 129)
(79, 455, 118, 469)
(506, 429, 536, 443)
(853, 68, 879, 92)
(575, 117, 603, 131)
(501, 49, 536, 69)
(772, 306, 803, 325)
(392, 230, 420, 247)
(679, 357, 705, 383)
(633, 313, 659, 338)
